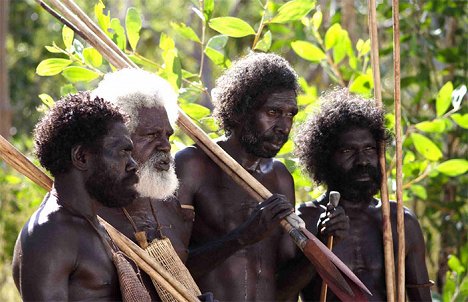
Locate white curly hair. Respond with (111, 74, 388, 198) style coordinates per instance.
(92, 68, 178, 131)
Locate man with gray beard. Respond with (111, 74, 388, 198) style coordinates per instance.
(94, 68, 194, 300)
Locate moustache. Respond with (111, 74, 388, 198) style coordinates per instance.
(347, 165, 380, 182)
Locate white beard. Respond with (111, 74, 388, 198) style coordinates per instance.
(136, 159, 179, 200)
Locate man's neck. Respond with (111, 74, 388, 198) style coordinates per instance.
(53, 172, 98, 219)
(222, 135, 266, 173)
(326, 189, 375, 211)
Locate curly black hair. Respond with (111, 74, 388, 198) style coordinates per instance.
(34, 91, 126, 177)
(212, 52, 299, 135)
(295, 87, 391, 185)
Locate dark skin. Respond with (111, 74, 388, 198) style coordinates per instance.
(98, 107, 193, 300)
(297, 128, 432, 301)
(175, 89, 298, 301)
(12, 122, 138, 301)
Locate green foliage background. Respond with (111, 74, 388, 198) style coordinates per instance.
(1, 0, 466, 301)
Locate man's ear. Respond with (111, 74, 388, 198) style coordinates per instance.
(71, 145, 90, 171)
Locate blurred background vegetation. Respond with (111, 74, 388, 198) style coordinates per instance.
(0, 0, 466, 301)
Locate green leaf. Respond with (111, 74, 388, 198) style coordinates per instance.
(180, 103, 210, 120)
(160, 33, 176, 51)
(36, 58, 72, 76)
(291, 40, 326, 62)
(349, 74, 372, 95)
(448, 255, 465, 275)
(415, 119, 446, 133)
(60, 83, 77, 96)
(171, 22, 201, 43)
(324, 23, 342, 50)
(62, 25, 74, 51)
(451, 113, 468, 129)
(411, 133, 443, 161)
(205, 47, 227, 67)
(269, 0, 316, 24)
(311, 11, 322, 30)
(126, 7, 142, 51)
(111, 18, 126, 51)
(38, 93, 55, 109)
(356, 39, 371, 56)
(277, 140, 293, 155)
(410, 184, 427, 200)
(62, 66, 100, 82)
(436, 81, 453, 116)
(204, 0, 214, 20)
(254, 30, 272, 52)
(209, 17, 255, 38)
(94, 1, 111, 35)
(333, 31, 351, 64)
(83, 47, 103, 68)
(45, 44, 62, 54)
(436, 159, 468, 177)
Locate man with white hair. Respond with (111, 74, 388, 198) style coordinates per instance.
(93, 68, 195, 300)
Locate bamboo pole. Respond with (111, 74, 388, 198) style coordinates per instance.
(36, 1, 372, 298)
(0, 134, 198, 302)
(392, 0, 405, 300)
(367, 0, 396, 301)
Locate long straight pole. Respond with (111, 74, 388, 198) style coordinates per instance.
(367, 0, 396, 301)
(392, 0, 405, 300)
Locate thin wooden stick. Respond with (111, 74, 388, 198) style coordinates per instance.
(367, 0, 396, 301)
(0, 134, 198, 301)
(0, 135, 53, 190)
(392, 0, 405, 300)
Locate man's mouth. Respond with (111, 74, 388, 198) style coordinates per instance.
(154, 159, 171, 171)
(355, 173, 372, 182)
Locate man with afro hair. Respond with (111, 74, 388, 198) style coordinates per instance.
(12, 92, 141, 300)
(293, 88, 431, 301)
(175, 52, 299, 301)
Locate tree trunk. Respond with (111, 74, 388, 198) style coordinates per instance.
(0, 0, 12, 138)
(341, 0, 357, 43)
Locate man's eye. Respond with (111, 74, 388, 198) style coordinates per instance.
(364, 146, 376, 152)
(341, 149, 351, 153)
(268, 109, 278, 115)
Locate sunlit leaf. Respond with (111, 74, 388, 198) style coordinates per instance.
(111, 18, 126, 51)
(45, 44, 62, 54)
(436, 159, 468, 177)
(436, 81, 453, 116)
(324, 23, 342, 50)
(192, 7, 205, 22)
(60, 84, 77, 96)
(415, 119, 446, 133)
(83, 47, 103, 68)
(451, 113, 468, 129)
(254, 30, 272, 52)
(204, 0, 214, 20)
(94, 1, 111, 35)
(36, 58, 72, 76)
(62, 25, 74, 51)
(410, 184, 427, 200)
(126, 7, 142, 51)
(311, 11, 322, 30)
(62, 66, 100, 82)
(206, 35, 228, 50)
(356, 39, 371, 56)
(38, 94, 55, 109)
(209, 17, 255, 37)
(269, 0, 316, 24)
(448, 255, 465, 275)
(180, 103, 210, 120)
(411, 133, 443, 161)
(171, 22, 201, 43)
(205, 47, 227, 67)
(160, 33, 176, 51)
(333, 31, 351, 64)
(291, 40, 326, 62)
(277, 140, 293, 155)
(349, 74, 372, 95)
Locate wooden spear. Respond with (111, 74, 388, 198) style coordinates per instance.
(368, 0, 396, 300)
(37, 0, 371, 299)
(0, 135, 199, 302)
(392, 0, 405, 300)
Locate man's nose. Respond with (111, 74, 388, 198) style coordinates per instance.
(356, 150, 370, 166)
(127, 156, 138, 172)
(155, 137, 171, 153)
(275, 116, 292, 135)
